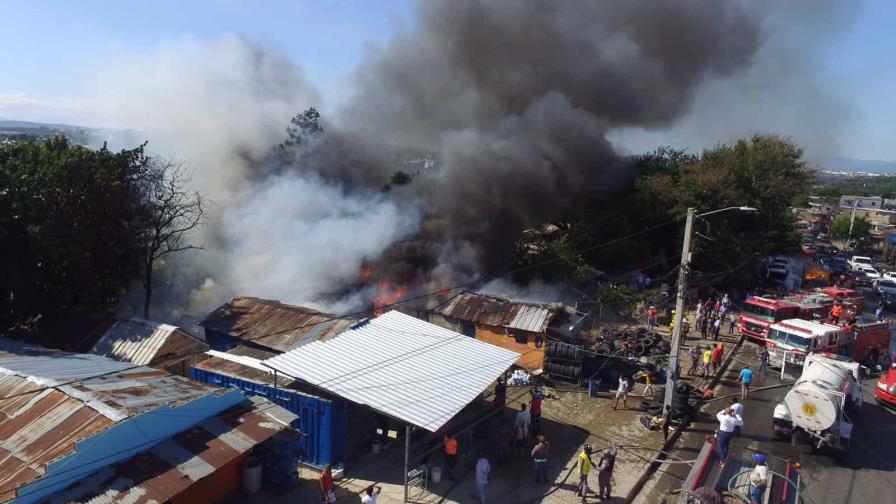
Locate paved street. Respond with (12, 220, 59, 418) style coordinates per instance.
(637, 334, 896, 503)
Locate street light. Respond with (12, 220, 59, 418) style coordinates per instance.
(663, 205, 758, 413)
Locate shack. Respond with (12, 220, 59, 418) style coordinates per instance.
(89, 317, 209, 376)
(429, 290, 590, 369)
(0, 339, 296, 504)
(193, 297, 361, 467)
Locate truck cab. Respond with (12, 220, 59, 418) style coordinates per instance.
(848, 255, 873, 270)
(875, 362, 896, 409)
(739, 297, 801, 342)
(766, 319, 848, 367)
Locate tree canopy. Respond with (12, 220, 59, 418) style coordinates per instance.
(514, 134, 813, 289)
(831, 215, 871, 242)
(0, 138, 149, 328)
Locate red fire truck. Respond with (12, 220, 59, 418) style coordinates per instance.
(766, 318, 890, 368)
(819, 286, 864, 315)
(738, 295, 832, 343)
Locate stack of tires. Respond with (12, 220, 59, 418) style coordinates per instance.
(671, 383, 695, 419)
(544, 341, 584, 380)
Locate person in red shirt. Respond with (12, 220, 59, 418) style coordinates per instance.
(530, 386, 544, 436)
(711, 344, 724, 373)
(320, 464, 336, 503)
(646, 306, 658, 331)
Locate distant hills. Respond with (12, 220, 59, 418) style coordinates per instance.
(808, 156, 896, 174)
(0, 119, 88, 131)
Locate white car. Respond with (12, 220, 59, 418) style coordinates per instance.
(883, 271, 896, 281)
(848, 255, 874, 270)
(874, 278, 896, 296)
(860, 265, 881, 279)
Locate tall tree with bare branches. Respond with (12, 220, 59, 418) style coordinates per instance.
(138, 158, 205, 318)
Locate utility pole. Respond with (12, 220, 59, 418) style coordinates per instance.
(848, 198, 858, 241)
(664, 207, 696, 412)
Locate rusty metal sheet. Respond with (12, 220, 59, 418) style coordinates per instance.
(434, 291, 559, 333)
(201, 297, 358, 352)
(47, 400, 294, 504)
(90, 317, 209, 368)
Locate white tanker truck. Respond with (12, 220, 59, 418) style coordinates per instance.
(772, 353, 863, 454)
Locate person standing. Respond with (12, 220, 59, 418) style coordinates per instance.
(876, 302, 886, 322)
(361, 484, 382, 504)
(700, 315, 710, 339)
(749, 454, 769, 504)
(758, 348, 770, 375)
(530, 387, 544, 436)
(646, 305, 658, 331)
(513, 403, 531, 455)
(575, 444, 594, 501)
(597, 448, 616, 500)
(730, 398, 744, 437)
(716, 407, 743, 467)
(443, 433, 459, 480)
(661, 405, 672, 442)
(642, 372, 654, 398)
(712, 316, 722, 341)
(474, 452, 490, 504)
(728, 317, 737, 335)
(711, 344, 723, 374)
(531, 435, 550, 483)
(738, 365, 754, 400)
(702, 347, 713, 378)
(320, 464, 336, 504)
(493, 377, 507, 412)
(713, 298, 721, 317)
(613, 375, 629, 410)
(688, 345, 701, 376)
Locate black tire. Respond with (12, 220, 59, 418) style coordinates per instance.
(634, 343, 646, 355)
(646, 406, 663, 416)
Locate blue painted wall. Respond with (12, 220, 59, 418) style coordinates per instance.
(192, 367, 346, 467)
(12, 388, 246, 504)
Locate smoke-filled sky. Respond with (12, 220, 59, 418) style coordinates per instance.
(0, 0, 888, 159)
(0, 0, 886, 317)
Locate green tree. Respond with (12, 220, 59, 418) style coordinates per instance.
(0, 138, 150, 330)
(280, 107, 323, 150)
(831, 216, 871, 241)
(639, 134, 813, 286)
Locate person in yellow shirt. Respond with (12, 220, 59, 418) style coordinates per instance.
(575, 444, 593, 502)
(702, 348, 713, 378)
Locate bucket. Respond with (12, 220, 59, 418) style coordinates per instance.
(241, 457, 262, 495)
(588, 379, 601, 397)
(371, 439, 382, 454)
(431, 466, 442, 484)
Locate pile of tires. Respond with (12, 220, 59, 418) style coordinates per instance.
(543, 360, 582, 379)
(545, 341, 584, 361)
(671, 383, 694, 419)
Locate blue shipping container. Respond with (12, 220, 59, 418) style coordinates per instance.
(192, 367, 347, 467)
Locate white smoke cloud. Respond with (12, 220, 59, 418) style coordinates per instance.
(215, 172, 419, 312)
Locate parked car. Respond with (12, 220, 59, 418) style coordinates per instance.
(849, 269, 875, 287)
(883, 271, 896, 281)
(859, 264, 881, 280)
(874, 278, 896, 297)
(830, 258, 848, 274)
(848, 255, 874, 270)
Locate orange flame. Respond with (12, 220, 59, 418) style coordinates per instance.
(374, 280, 408, 315)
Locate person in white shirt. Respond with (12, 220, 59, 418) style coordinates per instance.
(749, 454, 769, 504)
(361, 484, 381, 504)
(716, 407, 743, 466)
(730, 398, 744, 437)
(612, 376, 629, 410)
(474, 452, 490, 503)
(513, 403, 531, 456)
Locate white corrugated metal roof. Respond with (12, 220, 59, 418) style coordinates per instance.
(263, 310, 520, 432)
(91, 317, 206, 366)
(506, 305, 553, 332)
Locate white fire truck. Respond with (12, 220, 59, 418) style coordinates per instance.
(766, 319, 849, 368)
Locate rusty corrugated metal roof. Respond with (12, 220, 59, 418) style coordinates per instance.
(434, 291, 560, 333)
(193, 345, 295, 387)
(90, 317, 208, 366)
(45, 397, 297, 504)
(200, 297, 358, 352)
(0, 339, 224, 501)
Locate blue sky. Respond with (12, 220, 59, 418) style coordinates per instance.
(2, 0, 895, 159)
